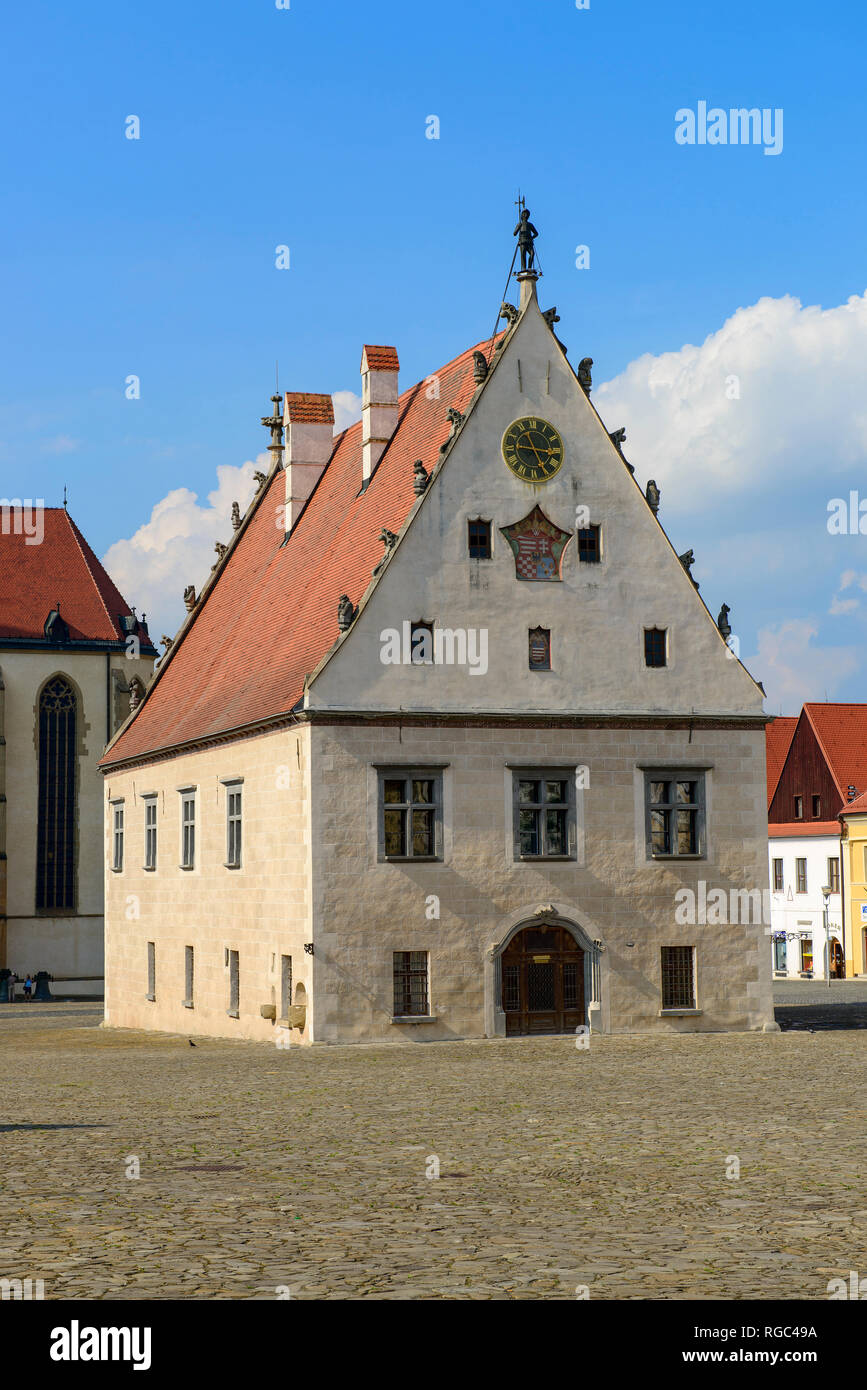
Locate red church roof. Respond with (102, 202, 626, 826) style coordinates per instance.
(101, 333, 499, 768)
(0, 508, 154, 649)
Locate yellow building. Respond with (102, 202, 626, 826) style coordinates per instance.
(840, 790, 867, 977)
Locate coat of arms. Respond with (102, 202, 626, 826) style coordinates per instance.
(500, 506, 572, 581)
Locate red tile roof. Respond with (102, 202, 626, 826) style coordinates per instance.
(768, 821, 841, 838)
(765, 716, 798, 807)
(0, 508, 154, 648)
(285, 393, 334, 424)
(802, 703, 867, 809)
(101, 333, 500, 768)
(841, 787, 867, 815)
(362, 345, 399, 372)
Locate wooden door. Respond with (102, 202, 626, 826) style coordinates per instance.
(501, 925, 585, 1035)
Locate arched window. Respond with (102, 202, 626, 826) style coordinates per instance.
(36, 676, 77, 911)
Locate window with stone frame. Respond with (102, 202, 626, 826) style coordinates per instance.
(111, 802, 124, 872)
(660, 945, 696, 1010)
(180, 789, 196, 869)
(645, 772, 706, 858)
(224, 782, 242, 868)
(144, 797, 158, 870)
(577, 524, 601, 563)
(467, 518, 492, 559)
(644, 627, 667, 668)
(392, 951, 429, 1017)
(378, 769, 443, 860)
(512, 771, 576, 860)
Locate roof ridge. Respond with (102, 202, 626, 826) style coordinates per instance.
(63, 511, 119, 636)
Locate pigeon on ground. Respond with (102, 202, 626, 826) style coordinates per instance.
(188, 1039, 196, 1047)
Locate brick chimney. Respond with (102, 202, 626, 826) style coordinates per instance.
(361, 345, 399, 486)
(283, 393, 335, 532)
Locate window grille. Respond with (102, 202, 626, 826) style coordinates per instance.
(661, 946, 695, 1009)
(393, 951, 429, 1016)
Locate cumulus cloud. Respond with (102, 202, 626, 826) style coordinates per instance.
(596, 291, 867, 514)
(332, 390, 362, 434)
(102, 457, 263, 646)
(745, 620, 860, 711)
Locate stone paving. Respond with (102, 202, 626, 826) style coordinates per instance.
(1, 1002, 866, 1300)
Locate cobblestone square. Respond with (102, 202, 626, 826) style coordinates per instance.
(1, 1003, 865, 1300)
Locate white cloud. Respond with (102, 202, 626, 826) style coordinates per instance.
(745, 619, 859, 712)
(596, 291, 867, 513)
(332, 390, 362, 434)
(102, 457, 263, 646)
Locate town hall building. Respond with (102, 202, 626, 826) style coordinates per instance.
(100, 219, 775, 1042)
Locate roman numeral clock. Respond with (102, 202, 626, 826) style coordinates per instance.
(501, 416, 564, 482)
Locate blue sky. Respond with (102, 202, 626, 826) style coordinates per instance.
(3, 0, 867, 709)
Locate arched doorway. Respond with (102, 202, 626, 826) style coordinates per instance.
(501, 924, 585, 1035)
(830, 940, 844, 979)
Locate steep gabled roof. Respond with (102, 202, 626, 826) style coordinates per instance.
(802, 703, 867, 809)
(101, 333, 500, 768)
(0, 508, 155, 650)
(765, 715, 798, 808)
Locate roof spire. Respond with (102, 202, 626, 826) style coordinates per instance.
(63, 484, 68, 510)
(261, 391, 285, 472)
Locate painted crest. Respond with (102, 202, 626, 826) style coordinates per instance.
(500, 506, 572, 581)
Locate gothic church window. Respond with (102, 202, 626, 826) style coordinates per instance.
(36, 676, 77, 911)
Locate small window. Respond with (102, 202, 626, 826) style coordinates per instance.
(800, 937, 813, 972)
(812, 794, 821, 818)
(772, 858, 783, 892)
(379, 770, 442, 860)
(828, 858, 840, 893)
(661, 946, 695, 1010)
(577, 525, 600, 563)
(646, 773, 705, 858)
(280, 955, 293, 1020)
(773, 936, 787, 972)
(226, 785, 242, 869)
(146, 941, 155, 1002)
(228, 949, 239, 1018)
(513, 772, 575, 859)
(468, 519, 492, 559)
(181, 792, 196, 869)
(144, 798, 157, 870)
(183, 945, 194, 1008)
(794, 795, 803, 820)
(528, 627, 551, 670)
(410, 621, 434, 664)
(393, 951, 429, 1017)
(796, 857, 807, 893)
(112, 803, 124, 872)
(644, 628, 667, 668)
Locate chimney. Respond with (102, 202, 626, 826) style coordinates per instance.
(361, 345, 399, 486)
(283, 393, 335, 532)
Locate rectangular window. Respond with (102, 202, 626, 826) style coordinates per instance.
(645, 773, 705, 858)
(228, 949, 239, 1018)
(226, 786, 242, 868)
(796, 857, 807, 893)
(280, 954, 292, 1020)
(112, 803, 124, 872)
(827, 858, 840, 893)
(773, 857, 783, 891)
(773, 936, 787, 972)
(393, 951, 429, 1017)
(146, 941, 155, 1001)
(181, 792, 196, 869)
(410, 621, 433, 664)
(528, 627, 551, 670)
(812, 794, 821, 818)
(661, 946, 695, 1010)
(144, 798, 157, 870)
(183, 945, 194, 1008)
(644, 627, 667, 668)
(794, 795, 803, 819)
(379, 770, 442, 860)
(577, 524, 600, 563)
(468, 519, 492, 559)
(800, 937, 813, 972)
(513, 771, 575, 859)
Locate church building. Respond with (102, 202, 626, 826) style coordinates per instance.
(0, 507, 157, 993)
(100, 219, 775, 1042)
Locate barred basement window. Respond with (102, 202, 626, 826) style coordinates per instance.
(226, 785, 242, 868)
(644, 627, 667, 668)
(146, 941, 156, 1002)
(645, 773, 705, 858)
(577, 524, 600, 563)
(280, 955, 293, 1020)
(379, 770, 442, 860)
(111, 803, 124, 872)
(513, 772, 575, 859)
(393, 951, 429, 1017)
(144, 798, 157, 870)
(183, 945, 194, 1008)
(661, 946, 695, 1010)
(528, 627, 551, 670)
(468, 519, 492, 559)
(36, 676, 77, 911)
(772, 857, 783, 891)
(228, 949, 239, 1018)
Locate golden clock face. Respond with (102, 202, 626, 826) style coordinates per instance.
(501, 416, 564, 482)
